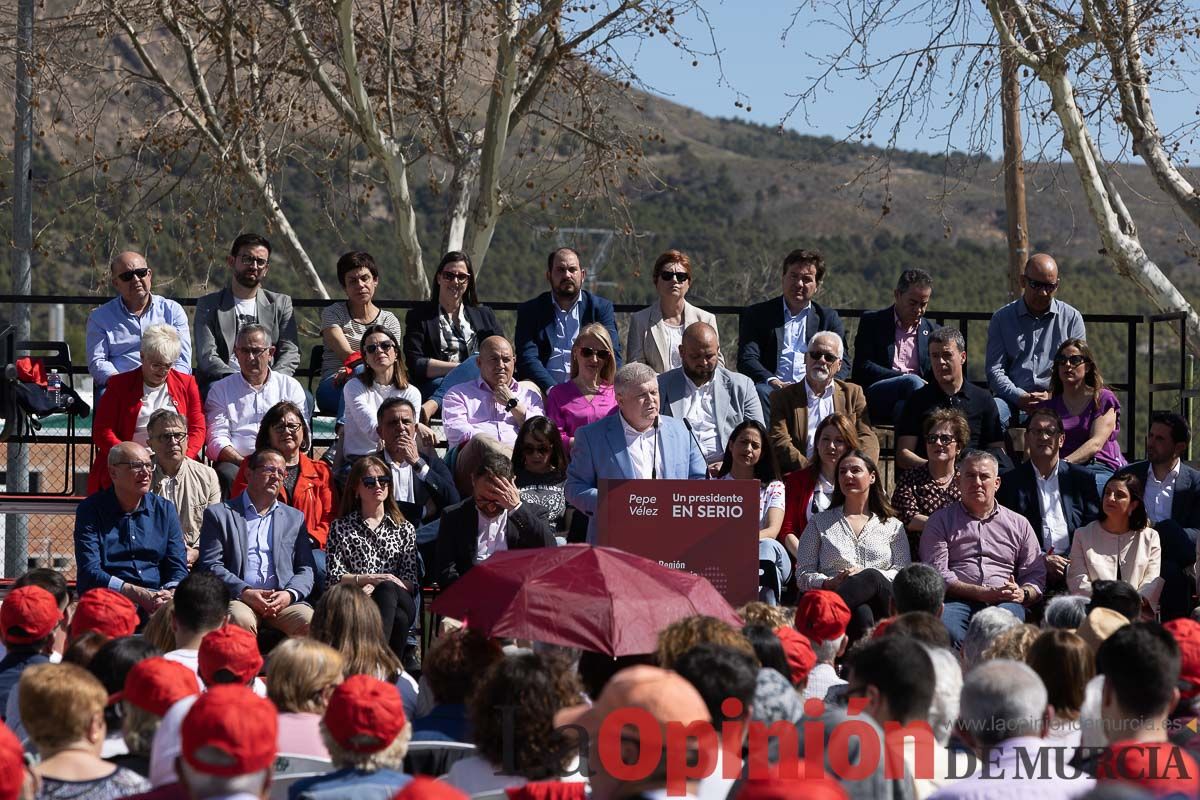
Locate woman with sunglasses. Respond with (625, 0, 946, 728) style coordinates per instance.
(626, 250, 722, 374)
(717, 420, 788, 604)
(403, 251, 503, 420)
(892, 408, 966, 549)
(545, 323, 619, 449)
(326, 455, 419, 659)
(512, 417, 570, 533)
(343, 325, 422, 465)
(1045, 338, 1126, 495)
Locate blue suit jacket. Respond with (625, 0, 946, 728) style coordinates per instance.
(565, 413, 707, 543)
(996, 460, 1101, 552)
(514, 290, 622, 392)
(850, 305, 938, 387)
(1123, 460, 1200, 529)
(736, 297, 849, 384)
(197, 496, 316, 602)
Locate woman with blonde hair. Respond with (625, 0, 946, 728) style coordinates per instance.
(545, 322, 619, 448)
(267, 638, 345, 760)
(625, 250, 721, 373)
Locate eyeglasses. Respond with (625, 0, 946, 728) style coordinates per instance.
(236, 346, 270, 358)
(578, 347, 610, 360)
(154, 432, 187, 443)
(925, 433, 956, 445)
(1024, 275, 1059, 292)
(119, 461, 154, 473)
(658, 271, 689, 283)
(117, 267, 151, 282)
(256, 466, 287, 478)
(1028, 427, 1062, 438)
(808, 351, 839, 363)
(440, 272, 470, 284)
(238, 255, 269, 268)
(523, 444, 552, 455)
(361, 475, 392, 488)
(364, 341, 396, 354)
(271, 422, 303, 433)
(1055, 354, 1089, 367)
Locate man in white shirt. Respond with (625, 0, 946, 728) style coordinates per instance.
(204, 323, 308, 494)
(162, 571, 228, 686)
(371, 397, 459, 525)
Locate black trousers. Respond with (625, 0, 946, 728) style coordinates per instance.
(835, 568, 893, 640)
(372, 581, 417, 657)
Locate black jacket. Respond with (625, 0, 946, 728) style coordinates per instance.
(997, 460, 1101, 551)
(851, 305, 938, 388)
(736, 296, 849, 384)
(371, 448, 460, 525)
(434, 498, 556, 588)
(403, 302, 503, 381)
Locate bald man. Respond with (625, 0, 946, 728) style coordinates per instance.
(85, 251, 192, 387)
(658, 322, 764, 470)
(985, 253, 1086, 428)
(441, 335, 546, 449)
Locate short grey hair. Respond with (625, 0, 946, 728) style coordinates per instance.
(1042, 595, 1089, 630)
(958, 659, 1048, 747)
(813, 635, 846, 664)
(923, 646, 962, 746)
(235, 323, 271, 347)
(929, 326, 965, 353)
(614, 362, 658, 395)
(807, 331, 843, 358)
(961, 606, 1020, 673)
(141, 324, 182, 364)
(107, 441, 147, 467)
(147, 409, 186, 436)
(178, 761, 270, 799)
(960, 449, 999, 475)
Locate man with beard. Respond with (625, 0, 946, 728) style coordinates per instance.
(767, 330, 877, 474)
(514, 247, 621, 393)
(194, 233, 300, 393)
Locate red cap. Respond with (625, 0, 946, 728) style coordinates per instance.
(70, 588, 138, 640)
(1099, 741, 1200, 797)
(182, 684, 277, 777)
(1165, 618, 1200, 700)
(795, 590, 851, 643)
(871, 616, 897, 638)
(198, 625, 263, 687)
(735, 768, 849, 800)
(393, 777, 469, 800)
(774, 627, 817, 686)
(324, 674, 408, 753)
(113, 657, 200, 717)
(1, 585, 62, 645)
(0, 723, 26, 800)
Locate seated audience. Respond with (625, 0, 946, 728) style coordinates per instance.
(891, 563, 946, 616)
(0, 724, 32, 799)
(412, 629, 503, 743)
(9, 569, 71, 657)
(343, 325, 422, 463)
(768, 330, 877, 474)
(672, 641, 757, 732)
(851, 268, 937, 424)
(436, 449, 557, 588)
(1045, 338, 1127, 494)
(655, 615, 756, 670)
(88, 324, 204, 493)
(0, 586, 62, 716)
(198, 448, 317, 637)
(980, 623, 1041, 663)
(113, 657, 201, 778)
(20, 663, 151, 794)
(920, 450, 1046, 647)
(1042, 594, 1089, 629)
(1026, 629, 1093, 759)
(779, 413, 857, 557)
(515, 247, 621, 393)
(231, 401, 336, 549)
(659, 322, 764, 471)
(565, 362, 706, 543)
(317, 251, 405, 415)
(162, 571, 228, 684)
(985, 253, 1086, 428)
(878, 610, 952, 650)
(512, 417, 570, 534)
(892, 408, 967, 541)
(716, 420, 787, 603)
(895, 326, 1005, 469)
(372, 397, 459, 525)
(794, 591, 850, 701)
(88, 636, 160, 758)
(75, 442, 188, 613)
(267, 638, 344, 761)
(626, 249, 721, 373)
(70, 589, 140, 643)
(194, 232, 300, 390)
(86, 251, 191, 388)
(741, 625, 794, 686)
(198, 624, 265, 696)
(959, 606, 1020, 673)
(797, 450, 911, 639)
(443, 335, 544, 450)
(148, 410, 220, 567)
(737, 248, 848, 412)
(545, 323, 619, 447)
(289, 675, 413, 798)
(326, 456, 419, 660)
(204, 323, 308, 492)
(1068, 472, 1163, 617)
(1122, 410, 1200, 621)
(769, 627, 816, 692)
(175, 685, 277, 800)
(997, 407, 1101, 590)
(403, 251, 503, 419)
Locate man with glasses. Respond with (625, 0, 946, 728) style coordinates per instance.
(766, 330, 877, 474)
(74, 441, 189, 614)
(198, 447, 316, 636)
(443, 335, 544, 449)
(85, 251, 192, 389)
(372, 397, 458, 525)
(194, 233, 300, 392)
(986, 253, 1086, 428)
(149, 409, 221, 566)
(204, 324, 307, 495)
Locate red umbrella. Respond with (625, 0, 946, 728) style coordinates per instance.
(430, 544, 743, 657)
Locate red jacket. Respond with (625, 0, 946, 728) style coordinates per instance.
(231, 453, 337, 548)
(88, 368, 205, 493)
(780, 466, 821, 543)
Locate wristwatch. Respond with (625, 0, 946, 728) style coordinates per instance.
(504, 397, 519, 412)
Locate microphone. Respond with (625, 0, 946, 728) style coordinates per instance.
(682, 418, 711, 479)
(651, 416, 659, 480)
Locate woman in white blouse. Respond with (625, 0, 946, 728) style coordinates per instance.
(342, 325, 422, 464)
(625, 250, 721, 374)
(717, 420, 787, 604)
(1067, 472, 1163, 617)
(797, 450, 911, 639)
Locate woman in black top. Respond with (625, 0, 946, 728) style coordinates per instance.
(512, 417, 569, 535)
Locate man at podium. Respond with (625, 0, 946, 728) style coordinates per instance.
(566, 362, 707, 543)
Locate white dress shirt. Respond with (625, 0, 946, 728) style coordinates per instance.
(1034, 464, 1070, 554)
(804, 381, 836, 457)
(1144, 459, 1180, 524)
(204, 369, 308, 460)
(476, 508, 510, 561)
(684, 376, 721, 462)
(383, 450, 429, 505)
(775, 299, 810, 383)
(664, 323, 684, 371)
(342, 380, 422, 457)
(621, 414, 665, 479)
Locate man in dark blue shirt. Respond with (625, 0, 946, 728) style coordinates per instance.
(74, 441, 189, 614)
(0, 585, 62, 717)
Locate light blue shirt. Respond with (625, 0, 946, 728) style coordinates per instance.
(775, 298, 809, 383)
(242, 493, 279, 591)
(546, 296, 581, 386)
(985, 297, 1085, 404)
(85, 294, 192, 386)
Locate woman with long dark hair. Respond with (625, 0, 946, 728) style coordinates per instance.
(512, 417, 570, 533)
(342, 325, 422, 464)
(718, 420, 788, 603)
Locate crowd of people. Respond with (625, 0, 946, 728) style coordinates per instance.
(0, 235, 1192, 797)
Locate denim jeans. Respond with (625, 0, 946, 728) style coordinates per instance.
(758, 538, 793, 605)
(941, 599, 1026, 649)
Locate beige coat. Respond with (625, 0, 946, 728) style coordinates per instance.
(625, 300, 721, 374)
(1067, 521, 1163, 611)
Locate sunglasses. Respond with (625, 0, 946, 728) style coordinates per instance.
(117, 267, 151, 282)
(523, 444, 552, 455)
(365, 341, 396, 354)
(808, 351, 839, 363)
(925, 433, 956, 445)
(579, 347, 610, 360)
(440, 272, 470, 284)
(658, 271, 689, 283)
(362, 475, 392, 488)
(1024, 275, 1059, 291)
(1055, 354, 1089, 367)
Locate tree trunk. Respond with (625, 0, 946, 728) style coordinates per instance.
(241, 165, 330, 299)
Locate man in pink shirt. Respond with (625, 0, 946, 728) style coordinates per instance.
(442, 335, 545, 449)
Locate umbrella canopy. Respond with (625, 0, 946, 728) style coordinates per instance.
(430, 544, 743, 657)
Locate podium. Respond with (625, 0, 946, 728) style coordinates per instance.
(597, 478, 759, 605)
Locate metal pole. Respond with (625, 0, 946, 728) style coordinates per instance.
(1001, 19, 1029, 299)
(7, 0, 34, 577)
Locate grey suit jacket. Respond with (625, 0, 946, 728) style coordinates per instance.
(657, 366, 765, 459)
(194, 287, 300, 385)
(626, 300, 722, 374)
(197, 496, 316, 602)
